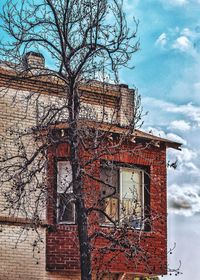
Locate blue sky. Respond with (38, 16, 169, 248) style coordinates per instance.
(0, 0, 199, 278)
(121, 0, 200, 279)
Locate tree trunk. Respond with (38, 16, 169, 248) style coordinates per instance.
(68, 80, 92, 280)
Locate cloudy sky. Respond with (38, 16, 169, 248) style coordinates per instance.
(121, 0, 200, 279)
(0, 0, 199, 278)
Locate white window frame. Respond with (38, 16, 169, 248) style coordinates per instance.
(119, 167, 145, 229)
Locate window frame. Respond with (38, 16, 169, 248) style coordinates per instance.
(119, 167, 145, 229)
(56, 158, 76, 225)
(100, 161, 150, 230)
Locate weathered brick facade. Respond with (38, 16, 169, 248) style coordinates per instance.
(0, 53, 180, 280)
(46, 141, 167, 276)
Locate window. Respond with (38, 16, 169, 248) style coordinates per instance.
(100, 162, 150, 229)
(56, 160, 75, 224)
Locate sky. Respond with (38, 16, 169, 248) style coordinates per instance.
(121, 0, 200, 279)
(0, 0, 199, 278)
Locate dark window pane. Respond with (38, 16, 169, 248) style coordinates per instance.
(57, 161, 75, 224)
(57, 193, 75, 224)
(100, 164, 119, 223)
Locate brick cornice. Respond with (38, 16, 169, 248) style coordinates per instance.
(0, 67, 121, 107)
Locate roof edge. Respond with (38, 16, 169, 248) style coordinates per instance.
(37, 121, 182, 150)
(134, 129, 182, 150)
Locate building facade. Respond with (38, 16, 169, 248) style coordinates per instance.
(0, 53, 181, 280)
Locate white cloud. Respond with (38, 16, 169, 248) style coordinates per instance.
(168, 146, 198, 171)
(145, 122, 200, 216)
(173, 147, 197, 162)
(167, 132, 187, 144)
(169, 120, 191, 131)
(172, 36, 193, 52)
(167, 147, 200, 199)
(146, 126, 167, 138)
(146, 126, 186, 144)
(165, 102, 200, 126)
(168, 183, 200, 216)
(185, 162, 198, 171)
(146, 129, 198, 170)
(155, 26, 200, 56)
(181, 27, 195, 38)
(155, 33, 168, 47)
(142, 98, 200, 217)
(144, 97, 200, 127)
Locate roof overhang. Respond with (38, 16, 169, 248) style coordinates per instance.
(37, 121, 182, 150)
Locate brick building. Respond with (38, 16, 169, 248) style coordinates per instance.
(0, 52, 181, 280)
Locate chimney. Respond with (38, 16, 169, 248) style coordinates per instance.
(23, 52, 45, 69)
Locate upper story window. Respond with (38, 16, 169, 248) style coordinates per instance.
(56, 160, 75, 224)
(56, 159, 150, 229)
(100, 162, 150, 229)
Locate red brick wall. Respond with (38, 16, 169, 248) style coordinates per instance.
(46, 141, 167, 276)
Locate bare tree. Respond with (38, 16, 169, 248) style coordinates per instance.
(0, 1, 169, 280)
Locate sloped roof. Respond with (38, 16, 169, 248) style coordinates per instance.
(41, 120, 182, 150)
(134, 129, 182, 150)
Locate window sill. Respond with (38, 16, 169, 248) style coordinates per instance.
(100, 222, 149, 232)
(99, 224, 156, 238)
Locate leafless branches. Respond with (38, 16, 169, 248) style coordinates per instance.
(0, 1, 166, 280)
(0, 0, 139, 82)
